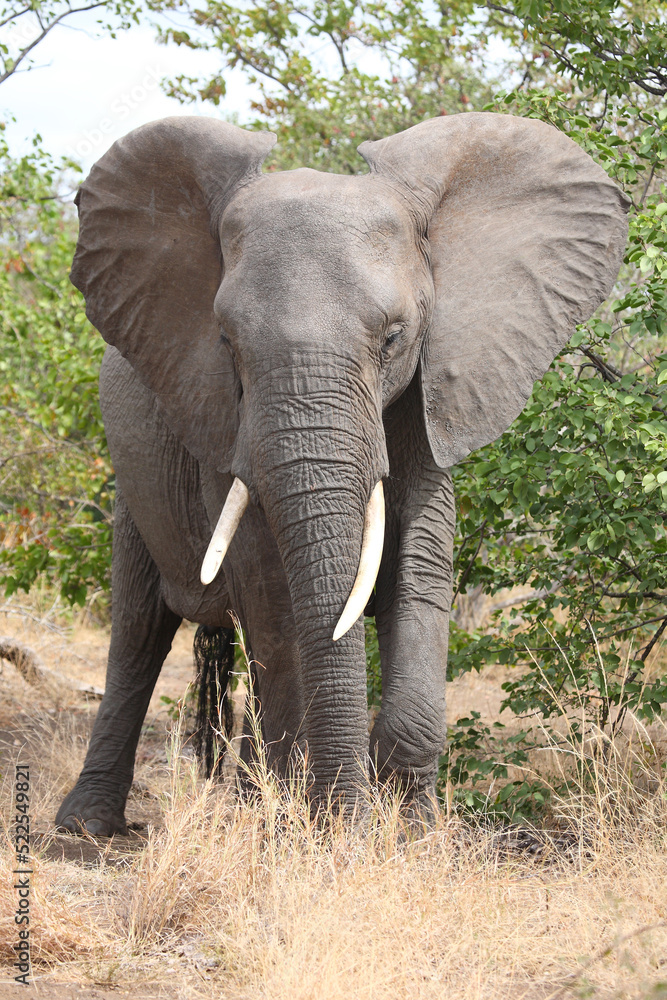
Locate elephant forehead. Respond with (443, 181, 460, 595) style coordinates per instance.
(220, 170, 413, 262)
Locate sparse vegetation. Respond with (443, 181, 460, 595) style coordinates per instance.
(2, 611, 667, 996)
(0, 135, 113, 610)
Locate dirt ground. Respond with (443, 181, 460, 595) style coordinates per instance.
(1, 602, 667, 999)
(0, 609, 206, 996)
(0, 985, 179, 999)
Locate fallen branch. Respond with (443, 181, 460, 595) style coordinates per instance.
(485, 585, 558, 614)
(0, 604, 67, 635)
(547, 921, 666, 999)
(0, 636, 104, 698)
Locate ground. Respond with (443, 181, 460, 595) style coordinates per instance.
(1, 599, 666, 999)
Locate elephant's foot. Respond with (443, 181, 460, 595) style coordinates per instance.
(375, 767, 441, 831)
(399, 788, 439, 831)
(55, 785, 129, 837)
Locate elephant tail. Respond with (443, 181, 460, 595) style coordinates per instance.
(193, 624, 235, 778)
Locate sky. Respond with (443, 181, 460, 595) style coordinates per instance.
(1, 7, 511, 176)
(2, 9, 259, 172)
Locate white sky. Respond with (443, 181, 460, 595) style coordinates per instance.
(1, 7, 512, 175)
(1, 9, 259, 172)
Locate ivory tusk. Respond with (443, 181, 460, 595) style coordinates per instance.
(333, 481, 385, 642)
(200, 478, 250, 586)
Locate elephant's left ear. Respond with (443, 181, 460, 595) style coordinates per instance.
(359, 113, 629, 468)
(71, 117, 276, 472)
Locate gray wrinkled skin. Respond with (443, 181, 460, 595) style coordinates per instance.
(55, 113, 629, 835)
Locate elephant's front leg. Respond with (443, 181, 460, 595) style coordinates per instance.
(371, 377, 455, 822)
(56, 494, 181, 836)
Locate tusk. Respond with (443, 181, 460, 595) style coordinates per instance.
(333, 481, 385, 642)
(200, 478, 250, 585)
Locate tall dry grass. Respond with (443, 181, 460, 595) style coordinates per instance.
(1, 615, 667, 998)
(1, 708, 667, 995)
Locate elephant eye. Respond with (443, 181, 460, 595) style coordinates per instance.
(219, 328, 235, 352)
(219, 329, 238, 365)
(383, 324, 404, 350)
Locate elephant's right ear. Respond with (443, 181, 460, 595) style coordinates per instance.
(71, 117, 276, 471)
(359, 114, 629, 469)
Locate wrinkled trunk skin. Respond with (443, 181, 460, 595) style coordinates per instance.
(233, 351, 387, 804)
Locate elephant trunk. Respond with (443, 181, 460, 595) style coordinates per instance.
(202, 476, 385, 639)
(235, 355, 387, 802)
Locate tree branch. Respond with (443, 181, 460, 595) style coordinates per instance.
(639, 163, 656, 209)
(0, 635, 104, 696)
(0, 5, 30, 29)
(4, 406, 90, 454)
(580, 346, 622, 382)
(229, 43, 294, 92)
(452, 519, 486, 603)
(485, 579, 566, 615)
(639, 615, 667, 663)
(296, 9, 350, 74)
(0, 0, 115, 86)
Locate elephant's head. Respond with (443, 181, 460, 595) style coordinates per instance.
(71, 113, 628, 794)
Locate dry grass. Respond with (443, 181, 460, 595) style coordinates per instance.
(1, 604, 667, 998)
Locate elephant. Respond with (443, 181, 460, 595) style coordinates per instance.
(55, 111, 628, 835)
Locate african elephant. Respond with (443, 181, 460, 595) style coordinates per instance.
(55, 112, 628, 835)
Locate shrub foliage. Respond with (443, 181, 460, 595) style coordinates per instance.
(0, 136, 113, 606)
